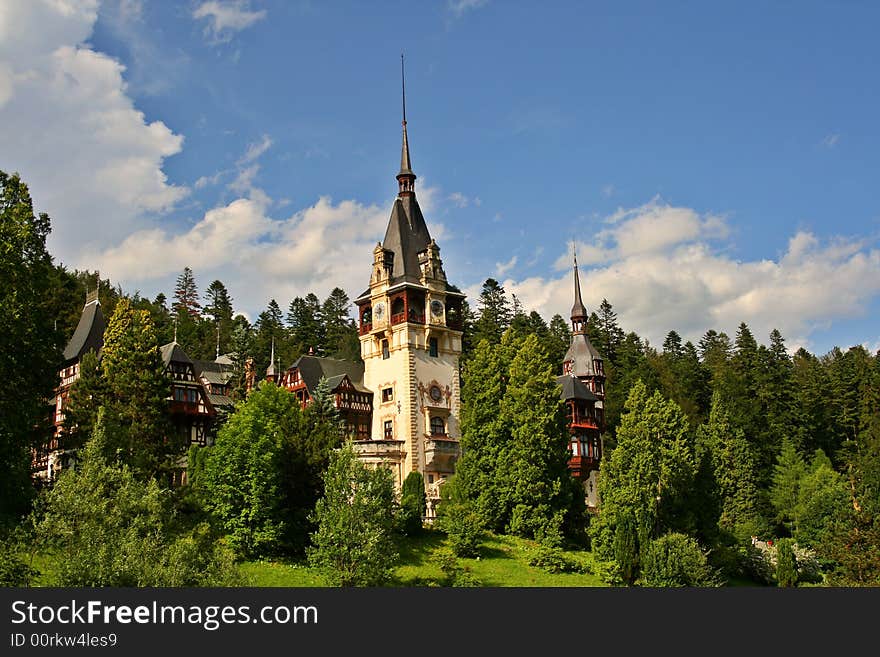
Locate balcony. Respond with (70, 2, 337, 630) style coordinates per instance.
(352, 439, 405, 462)
(424, 435, 460, 473)
(359, 321, 372, 336)
(568, 455, 600, 479)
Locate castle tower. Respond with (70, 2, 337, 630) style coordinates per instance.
(353, 60, 465, 516)
(560, 252, 606, 509)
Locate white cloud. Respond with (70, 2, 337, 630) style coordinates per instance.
(448, 0, 489, 18)
(0, 1, 187, 263)
(503, 200, 880, 351)
(238, 134, 272, 165)
(495, 255, 517, 276)
(449, 192, 469, 208)
(193, 1, 266, 43)
(822, 133, 841, 148)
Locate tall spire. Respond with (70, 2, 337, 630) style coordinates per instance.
(571, 246, 588, 334)
(267, 336, 277, 379)
(397, 53, 416, 195)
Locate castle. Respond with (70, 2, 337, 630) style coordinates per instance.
(36, 84, 607, 515)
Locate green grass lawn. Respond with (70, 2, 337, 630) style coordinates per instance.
(241, 530, 607, 587)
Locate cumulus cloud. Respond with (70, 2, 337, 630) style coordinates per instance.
(193, 1, 266, 43)
(495, 255, 518, 276)
(502, 200, 880, 352)
(95, 191, 447, 316)
(822, 133, 841, 148)
(0, 0, 186, 264)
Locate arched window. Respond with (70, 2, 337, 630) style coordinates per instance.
(391, 297, 405, 316)
(430, 416, 445, 436)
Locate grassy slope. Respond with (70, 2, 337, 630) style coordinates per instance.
(241, 530, 607, 587)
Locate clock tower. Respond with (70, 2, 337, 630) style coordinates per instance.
(353, 69, 465, 516)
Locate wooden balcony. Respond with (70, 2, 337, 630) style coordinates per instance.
(359, 321, 372, 336)
(569, 416, 600, 431)
(568, 455, 600, 479)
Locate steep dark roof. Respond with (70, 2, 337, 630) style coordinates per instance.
(160, 342, 193, 367)
(63, 300, 106, 362)
(193, 358, 234, 385)
(571, 258, 588, 320)
(382, 195, 432, 286)
(557, 375, 599, 402)
(563, 333, 604, 378)
(288, 355, 369, 395)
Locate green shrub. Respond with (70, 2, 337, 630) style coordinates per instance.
(397, 472, 426, 537)
(528, 545, 590, 574)
(641, 533, 722, 587)
(434, 550, 481, 587)
(776, 538, 798, 587)
(437, 502, 484, 558)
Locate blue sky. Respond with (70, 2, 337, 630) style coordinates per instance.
(1, 1, 879, 354)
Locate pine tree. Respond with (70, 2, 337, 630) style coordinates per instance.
(0, 171, 63, 516)
(770, 438, 807, 533)
(501, 333, 572, 544)
(455, 333, 518, 531)
(699, 392, 763, 540)
(590, 381, 697, 561)
(472, 278, 512, 345)
(308, 442, 398, 586)
(287, 294, 324, 355)
(172, 267, 201, 318)
(547, 314, 571, 367)
(596, 299, 624, 365)
(321, 288, 359, 360)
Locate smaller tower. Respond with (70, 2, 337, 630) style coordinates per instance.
(559, 251, 606, 510)
(266, 337, 278, 384)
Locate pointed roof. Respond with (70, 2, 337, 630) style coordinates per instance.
(287, 355, 370, 395)
(557, 375, 599, 402)
(382, 194, 432, 286)
(63, 298, 106, 362)
(399, 120, 414, 178)
(571, 253, 587, 322)
(267, 337, 277, 377)
(160, 341, 193, 368)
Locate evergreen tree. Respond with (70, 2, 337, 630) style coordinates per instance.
(287, 293, 324, 355)
(596, 299, 624, 365)
(308, 442, 398, 586)
(590, 381, 697, 562)
(770, 438, 807, 533)
(321, 288, 359, 360)
(61, 350, 107, 451)
(501, 333, 572, 544)
(399, 471, 427, 536)
(472, 278, 512, 345)
(547, 314, 571, 366)
(172, 267, 201, 318)
(0, 171, 63, 517)
(37, 410, 237, 586)
(454, 334, 518, 531)
(228, 316, 253, 400)
(203, 280, 234, 357)
(699, 392, 764, 540)
(201, 382, 304, 556)
(794, 450, 850, 548)
(99, 298, 173, 478)
(775, 538, 798, 588)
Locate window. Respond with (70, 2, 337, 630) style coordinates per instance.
(428, 474, 434, 484)
(382, 387, 393, 403)
(384, 420, 393, 439)
(382, 339, 390, 360)
(430, 416, 445, 435)
(571, 442, 579, 456)
(429, 337, 438, 357)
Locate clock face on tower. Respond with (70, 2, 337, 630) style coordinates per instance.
(430, 300, 444, 317)
(374, 302, 385, 322)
